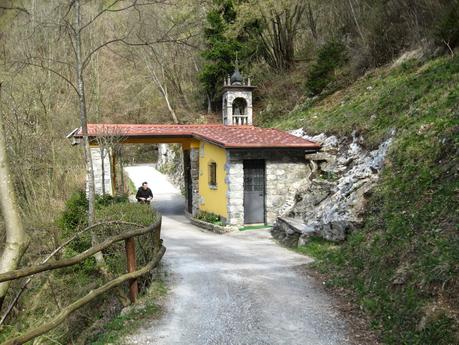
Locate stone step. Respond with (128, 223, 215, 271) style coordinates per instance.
(271, 217, 317, 248)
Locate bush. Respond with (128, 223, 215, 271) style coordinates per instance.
(305, 40, 348, 96)
(196, 211, 222, 225)
(59, 191, 131, 233)
(95, 193, 129, 208)
(58, 190, 89, 234)
(434, 2, 459, 50)
(96, 202, 158, 226)
(58, 191, 134, 252)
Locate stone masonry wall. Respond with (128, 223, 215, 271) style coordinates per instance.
(265, 158, 310, 224)
(88, 147, 112, 195)
(225, 152, 244, 225)
(190, 147, 200, 216)
(226, 150, 309, 226)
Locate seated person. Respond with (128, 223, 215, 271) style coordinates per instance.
(136, 181, 153, 204)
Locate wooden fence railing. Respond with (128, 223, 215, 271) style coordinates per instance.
(0, 217, 165, 345)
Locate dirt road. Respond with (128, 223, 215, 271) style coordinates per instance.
(124, 165, 351, 345)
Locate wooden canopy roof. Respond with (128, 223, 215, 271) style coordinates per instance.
(71, 124, 320, 150)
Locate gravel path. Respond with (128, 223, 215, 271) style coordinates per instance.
(123, 165, 352, 345)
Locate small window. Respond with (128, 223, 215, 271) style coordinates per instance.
(209, 162, 217, 188)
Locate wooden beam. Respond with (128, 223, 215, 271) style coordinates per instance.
(125, 237, 138, 303)
(1, 246, 166, 345)
(0, 220, 161, 283)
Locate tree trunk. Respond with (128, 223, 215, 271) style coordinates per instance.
(0, 90, 29, 310)
(348, 0, 366, 47)
(207, 93, 212, 114)
(111, 151, 117, 195)
(163, 89, 179, 124)
(307, 2, 318, 41)
(74, 0, 105, 268)
(119, 149, 124, 194)
(100, 146, 106, 195)
(74, 0, 96, 226)
(145, 59, 179, 124)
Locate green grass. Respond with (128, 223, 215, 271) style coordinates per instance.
(265, 55, 459, 345)
(295, 236, 338, 260)
(266, 56, 459, 146)
(90, 280, 167, 344)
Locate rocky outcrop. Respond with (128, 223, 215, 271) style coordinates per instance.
(156, 144, 184, 193)
(271, 217, 317, 247)
(272, 129, 394, 245)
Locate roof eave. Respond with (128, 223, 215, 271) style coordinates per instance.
(224, 145, 321, 150)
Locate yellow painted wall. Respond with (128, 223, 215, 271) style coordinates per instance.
(198, 141, 228, 219)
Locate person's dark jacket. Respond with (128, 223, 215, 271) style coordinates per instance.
(136, 187, 153, 201)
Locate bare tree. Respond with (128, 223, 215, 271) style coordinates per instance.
(232, 0, 306, 71)
(18, 0, 179, 226)
(0, 85, 29, 310)
(143, 46, 180, 123)
(306, 2, 318, 41)
(11, 0, 192, 271)
(72, 0, 98, 227)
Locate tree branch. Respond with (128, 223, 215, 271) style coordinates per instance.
(82, 34, 199, 71)
(18, 60, 79, 96)
(79, 0, 132, 32)
(0, 6, 29, 15)
(0, 219, 161, 283)
(0, 220, 144, 325)
(2, 246, 166, 345)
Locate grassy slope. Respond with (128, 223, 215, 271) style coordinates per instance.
(266, 56, 459, 344)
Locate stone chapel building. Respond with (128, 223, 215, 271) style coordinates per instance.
(69, 68, 320, 227)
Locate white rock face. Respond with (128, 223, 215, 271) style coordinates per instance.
(156, 144, 184, 192)
(273, 129, 394, 243)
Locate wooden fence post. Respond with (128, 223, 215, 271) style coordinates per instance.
(125, 237, 138, 303)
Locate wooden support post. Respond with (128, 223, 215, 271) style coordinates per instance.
(125, 237, 138, 303)
(111, 151, 117, 195)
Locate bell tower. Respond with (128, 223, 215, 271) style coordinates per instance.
(222, 66, 255, 125)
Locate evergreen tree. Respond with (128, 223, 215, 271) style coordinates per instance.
(199, 0, 255, 111)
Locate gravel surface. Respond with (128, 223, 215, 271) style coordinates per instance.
(123, 165, 352, 345)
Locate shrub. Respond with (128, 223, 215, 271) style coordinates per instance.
(59, 191, 131, 233)
(434, 2, 459, 50)
(60, 247, 98, 276)
(96, 202, 158, 226)
(58, 190, 89, 234)
(196, 211, 221, 225)
(58, 191, 134, 252)
(95, 193, 129, 208)
(305, 40, 348, 96)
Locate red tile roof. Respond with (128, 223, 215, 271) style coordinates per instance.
(73, 124, 320, 149)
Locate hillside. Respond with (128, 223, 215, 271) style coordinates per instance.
(0, 1, 458, 343)
(261, 55, 458, 344)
